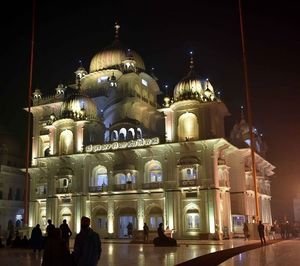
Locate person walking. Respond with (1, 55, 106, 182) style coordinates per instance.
(243, 222, 249, 240)
(60, 219, 72, 250)
(143, 223, 149, 243)
(30, 224, 43, 253)
(258, 220, 266, 245)
(73, 216, 102, 266)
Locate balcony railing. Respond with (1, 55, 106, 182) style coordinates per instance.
(179, 179, 198, 187)
(198, 179, 214, 188)
(113, 183, 136, 191)
(89, 186, 108, 193)
(56, 187, 70, 194)
(142, 182, 163, 190)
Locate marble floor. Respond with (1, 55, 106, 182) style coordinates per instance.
(0, 239, 298, 266)
(220, 239, 300, 266)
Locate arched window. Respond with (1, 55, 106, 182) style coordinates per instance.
(148, 206, 163, 230)
(119, 128, 127, 141)
(91, 166, 108, 187)
(59, 130, 74, 155)
(128, 128, 135, 140)
(44, 147, 50, 157)
(115, 173, 127, 184)
(186, 209, 200, 229)
(137, 128, 142, 139)
(180, 167, 197, 180)
(111, 130, 118, 141)
(178, 112, 199, 141)
(145, 160, 162, 182)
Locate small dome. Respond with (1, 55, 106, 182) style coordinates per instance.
(173, 69, 203, 101)
(89, 41, 145, 73)
(61, 92, 98, 120)
(173, 69, 216, 102)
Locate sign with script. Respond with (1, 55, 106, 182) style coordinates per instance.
(85, 137, 160, 153)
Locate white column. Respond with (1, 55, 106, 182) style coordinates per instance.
(107, 199, 114, 234)
(137, 197, 144, 230)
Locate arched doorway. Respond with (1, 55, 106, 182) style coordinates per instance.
(118, 207, 136, 238)
(92, 208, 108, 237)
(148, 206, 163, 230)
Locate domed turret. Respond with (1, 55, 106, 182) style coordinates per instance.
(89, 23, 145, 73)
(61, 80, 98, 120)
(173, 52, 216, 102)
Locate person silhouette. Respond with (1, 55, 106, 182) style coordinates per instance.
(258, 221, 266, 245)
(143, 223, 149, 243)
(46, 219, 55, 238)
(243, 222, 249, 240)
(31, 224, 43, 253)
(73, 216, 102, 266)
(59, 219, 72, 250)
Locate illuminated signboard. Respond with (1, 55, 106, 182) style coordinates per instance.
(85, 137, 160, 153)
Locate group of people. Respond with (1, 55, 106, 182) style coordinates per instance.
(30, 217, 101, 266)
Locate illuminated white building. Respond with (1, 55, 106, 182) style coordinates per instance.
(0, 129, 25, 237)
(27, 25, 274, 239)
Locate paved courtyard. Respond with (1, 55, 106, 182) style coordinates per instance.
(0, 239, 299, 266)
(0, 238, 258, 266)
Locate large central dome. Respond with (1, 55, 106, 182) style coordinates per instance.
(89, 40, 145, 73)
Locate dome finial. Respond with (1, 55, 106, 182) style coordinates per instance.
(114, 22, 120, 40)
(76, 75, 81, 91)
(189, 51, 194, 69)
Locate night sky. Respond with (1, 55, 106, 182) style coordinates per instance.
(1, 1, 299, 222)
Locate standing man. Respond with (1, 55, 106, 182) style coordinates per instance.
(73, 216, 102, 266)
(59, 219, 72, 250)
(30, 224, 43, 253)
(46, 219, 55, 238)
(143, 223, 149, 243)
(258, 220, 266, 245)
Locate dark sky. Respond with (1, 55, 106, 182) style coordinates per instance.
(1, 0, 299, 221)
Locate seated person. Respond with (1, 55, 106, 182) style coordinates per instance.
(153, 223, 177, 246)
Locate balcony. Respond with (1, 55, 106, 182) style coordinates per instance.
(142, 182, 163, 190)
(198, 179, 214, 188)
(56, 187, 70, 194)
(89, 186, 108, 193)
(113, 182, 136, 191)
(179, 179, 197, 187)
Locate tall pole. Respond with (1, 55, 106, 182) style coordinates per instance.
(24, 0, 36, 226)
(238, 0, 260, 222)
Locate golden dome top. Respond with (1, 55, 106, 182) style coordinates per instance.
(89, 40, 145, 73)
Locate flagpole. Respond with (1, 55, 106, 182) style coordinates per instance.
(24, 0, 36, 226)
(238, 0, 260, 222)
